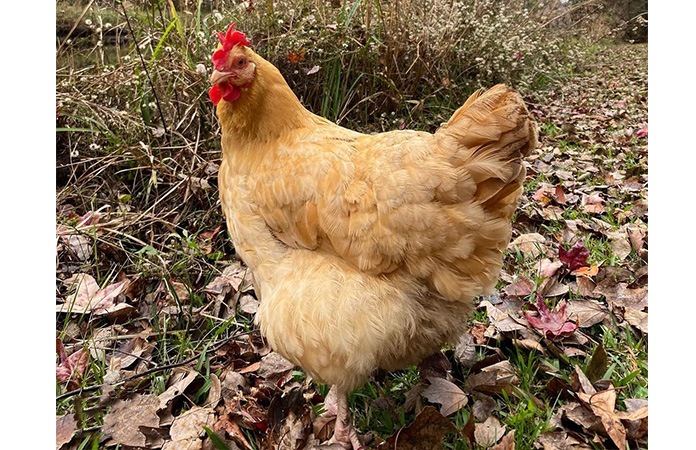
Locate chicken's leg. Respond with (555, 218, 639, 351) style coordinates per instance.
(323, 385, 339, 417)
(327, 388, 363, 450)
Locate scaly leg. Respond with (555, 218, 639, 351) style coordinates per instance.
(323, 385, 339, 417)
(327, 388, 363, 450)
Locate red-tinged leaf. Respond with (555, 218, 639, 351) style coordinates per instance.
(559, 241, 590, 271)
(554, 185, 566, 204)
(57, 275, 131, 315)
(524, 296, 577, 340)
(533, 259, 563, 279)
(56, 339, 89, 389)
(503, 276, 534, 296)
(532, 186, 552, 205)
(57, 211, 102, 234)
(635, 123, 647, 138)
(77, 211, 101, 228)
(199, 225, 222, 241)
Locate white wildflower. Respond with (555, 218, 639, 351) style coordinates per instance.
(195, 63, 207, 75)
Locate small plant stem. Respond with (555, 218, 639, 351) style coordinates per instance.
(118, 0, 170, 139)
(56, 331, 256, 402)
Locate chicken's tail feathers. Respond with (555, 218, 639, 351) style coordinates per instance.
(438, 84, 537, 216)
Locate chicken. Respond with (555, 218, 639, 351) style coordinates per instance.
(209, 24, 537, 449)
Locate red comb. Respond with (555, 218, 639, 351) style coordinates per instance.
(218, 23, 251, 50)
(211, 23, 250, 71)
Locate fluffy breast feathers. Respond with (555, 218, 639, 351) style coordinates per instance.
(228, 85, 537, 304)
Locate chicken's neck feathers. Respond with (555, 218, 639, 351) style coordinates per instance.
(217, 55, 313, 150)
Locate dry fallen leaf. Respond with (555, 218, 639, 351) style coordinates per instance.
(422, 377, 469, 416)
(378, 406, 457, 450)
(205, 262, 248, 295)
(607, 231, 632, 261)
(56, 414, 78, 449)
(258, 352, 295, 387)
(465, 360, 519, 396)
(585, 345, 608, 383)
(577, 388, 626, 450)
(623, 308, 648, 333)
(239, 295, 260, 315)
(163, 406, 216, 450)
(472, 394, 497, 421)
(158, 369, 200, 409)
(491, 430, 515, 450)
(454, 331, 478, 368)
(564, 300, 609, 328)
(475, 416, 507, 447)
(581, 194, 605, 214)
(479, 300, 527, 334)
(535, 430, 593, 449)
(102, 394, 161, 447)
(620, 398, 648, 440)
(509, 233, 547, 258)
(570, 264, 599, 278)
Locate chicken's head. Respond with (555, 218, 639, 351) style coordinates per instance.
(208, 24, 255, 105)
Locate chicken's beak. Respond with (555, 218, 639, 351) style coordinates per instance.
(210, 70, 234, 86)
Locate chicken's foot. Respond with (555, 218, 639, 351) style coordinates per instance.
(327, 388, 363, 450)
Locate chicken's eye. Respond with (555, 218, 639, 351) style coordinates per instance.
(236, 58, 247, 68)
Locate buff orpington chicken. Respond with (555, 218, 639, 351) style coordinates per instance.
(209, 24, 537, 449)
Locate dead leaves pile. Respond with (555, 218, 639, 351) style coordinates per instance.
(56, 260, 361, 450)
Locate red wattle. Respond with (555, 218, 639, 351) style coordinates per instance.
(209, 85, 222, 105)
(209, 83, 241, 104)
